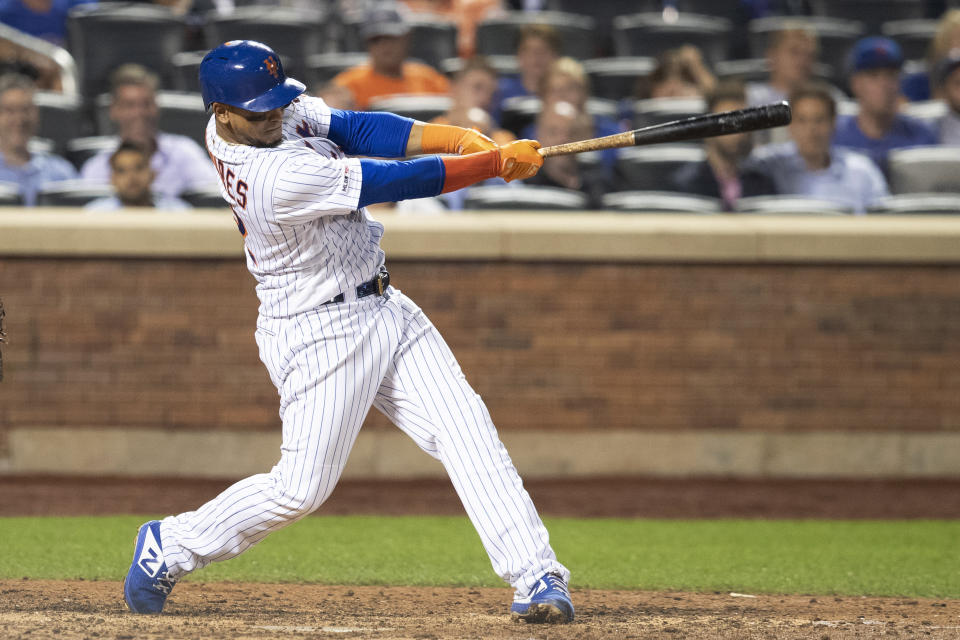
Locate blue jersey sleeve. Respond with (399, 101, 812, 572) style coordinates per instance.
(327, 109, 415, 159)
(357, 156, 445, 208)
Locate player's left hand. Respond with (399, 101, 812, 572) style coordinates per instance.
(497, 139, 543, 182)
(456, 128, 498, 155)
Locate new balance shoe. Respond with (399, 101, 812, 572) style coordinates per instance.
(123, 520, 177, 614)
(510, 571, 574, 624)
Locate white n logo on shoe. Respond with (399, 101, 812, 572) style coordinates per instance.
(137, 527, 164, 578)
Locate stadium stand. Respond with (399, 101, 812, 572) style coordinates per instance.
(367, 95, 454, 121)
(203, 7, 328, 82)
(882, 20, 939, 62)
(869, 193, 960, 214)
(615, 146, 707, 192)
(0, 0, 955, 214)
(613, 13, 732, 65)
(93, 91, 207, 147)
(34, 90, 86, 154)
(601, 190, 722, 213)
(475, 11, 595, 59)
(735, 195, 854, 215)
(632, 97, 707, 128)
(748, 17, 864, 81)
(65, 136, 115, 170)
(812, 0, 927, 36)
(887, 146, 960, 194)
(180, 185, 230, 209)
(0, 181, 24, 206)
(463, 184, 590, 210)
(35, 179, 112, 207)
(67, 3, 186, 100)
(170, 51, 205, 94)
(583, 57, 657, 101)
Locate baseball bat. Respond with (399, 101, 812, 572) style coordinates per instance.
(537, 101, 792, 158)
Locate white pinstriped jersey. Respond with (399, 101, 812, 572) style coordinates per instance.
(160, 91, 569, 602)
(205, 95, 385, 318)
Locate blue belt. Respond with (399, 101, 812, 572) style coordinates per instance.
(324, 267, 390, 305)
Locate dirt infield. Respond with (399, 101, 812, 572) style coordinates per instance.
(2, 580, 959, 640)
(3, 476, 960, 639)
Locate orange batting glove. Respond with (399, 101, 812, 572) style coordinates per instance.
(498, 139, 543, 182)
(421, 123, 498, 155)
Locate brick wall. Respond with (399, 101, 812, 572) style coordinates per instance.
(1, 257, 958, 456)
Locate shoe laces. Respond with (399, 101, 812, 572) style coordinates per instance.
(154, 572, 177, 595)
(544, 572, 569, 596)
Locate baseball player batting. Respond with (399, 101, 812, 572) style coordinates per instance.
(122, 40, 573, 624)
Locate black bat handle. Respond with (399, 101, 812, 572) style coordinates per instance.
(632, 101, 793, 146)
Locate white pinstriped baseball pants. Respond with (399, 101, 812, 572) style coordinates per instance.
(160, 288, 567, 595)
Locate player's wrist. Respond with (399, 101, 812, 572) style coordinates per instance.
(440, 149, 500, 193)
(422, 123, 497, 156)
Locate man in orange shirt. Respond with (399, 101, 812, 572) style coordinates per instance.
(333, 4, 451, 110)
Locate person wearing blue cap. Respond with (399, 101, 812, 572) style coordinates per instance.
(833, 36, 937, 176)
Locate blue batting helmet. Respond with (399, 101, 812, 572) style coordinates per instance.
(199, 40, 305, 111)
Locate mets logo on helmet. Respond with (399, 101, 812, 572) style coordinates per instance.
(263, 56, 280, 79)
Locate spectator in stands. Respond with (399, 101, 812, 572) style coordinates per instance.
(639, 46, 716, 100)
(332, 3, 450, 110)
(492, 23, 560, 118)
(432, 56, 513, 145)
(0, 0, 97, 47)
(834, 37, 937, 177)
(316, 81, 356, 111)
(752, 83, 888, 214)
(521, 56, 622, 168)
(747, 25, 817, 108)
(80, 64, 217, 198)
(670, 81, 775, 211)
(525, 100, 613, 209)
(85, 141, 191, 211)
(400, 0, 502, 58)
(920, 9, 960, 101)
(0, 73, 75, 205)
(430, 57, 514, 210)
(935, 49, 960, 144)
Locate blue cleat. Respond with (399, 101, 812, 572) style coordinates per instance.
(123, 520, 177, 614)
(510, 571, 574, 624)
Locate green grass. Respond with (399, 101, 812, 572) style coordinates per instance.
(0, 515, 957, 598)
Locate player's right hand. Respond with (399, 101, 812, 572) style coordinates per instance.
(497, 139, 543, 182)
